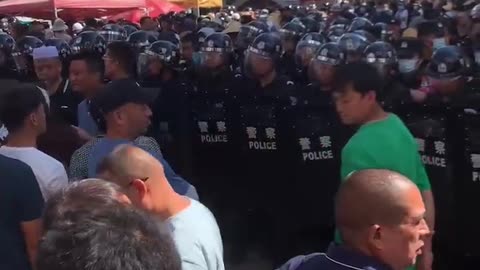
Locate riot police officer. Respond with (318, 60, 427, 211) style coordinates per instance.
(0, 32, 17, 144)
(71, 31, 107, 57)
(234, 20, 270, 73)
(302, 42, 346, 107)
(244, 32, 296, 100)
(144, 41, 193, 175)
(279, 21, 307, 80)
(364, 41, 412, 109)
(190, 33, 245, 253)
(126, 30, 158, 54)
(196, 33, 240, 94)
(327, 24, 347, 42)
(425, 46, 479, 106)
(0, 32, 17, 81)
(294, 32, 325, 86)
(12, 35, 43, 82)
(348, 16, 374, 32)
(395, 37, 428, 92)
(338, 32, 372, 63)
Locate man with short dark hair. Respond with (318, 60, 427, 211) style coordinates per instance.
(97, 145, 223, 270)
(0, 84, 68, 199)
(333, 62, 434, 270)
(140, 16, 158, 31)
(293, 169, 430, 270)
(103, 41, 136, 81)
(37, 179, 181, 270)
(0, 155, 43, 270)
(69, 80, 197, 199)
(69, 51, 104, 135)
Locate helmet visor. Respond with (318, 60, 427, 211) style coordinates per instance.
(137, 52, 163, 78)
(295, 42, 320, 68)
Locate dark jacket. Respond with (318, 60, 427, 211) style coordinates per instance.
(285, 243, 394, 270)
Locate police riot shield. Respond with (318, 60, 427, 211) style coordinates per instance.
(150, 84, 193, 178)
(237, 94, 292, 260)
(458, 111, 480, 258)
(282, 104, 343, 254)
(188, 90, 241, 203)
(399, 104, 457, 263)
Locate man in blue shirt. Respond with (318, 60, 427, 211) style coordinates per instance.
(292, 170, 430, 270)
(0, 155, 44, 270)
(69, 79, 197, 199)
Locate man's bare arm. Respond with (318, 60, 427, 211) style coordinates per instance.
(21, 219, 42, 270)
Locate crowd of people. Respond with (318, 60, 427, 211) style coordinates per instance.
(1, 0, 480, 269)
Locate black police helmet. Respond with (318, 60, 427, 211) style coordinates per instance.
(331, 17, 350, 30)
(327, 24, 346, 42)
(299, 16, 319, 33)
(364, 41, 398, 66)
(372, 22, 392, 41)
(146, 40, 180, 67)
(201, 33, 233, 53)
(123, 24, 139, 36)
(313, 42, 346, 65)
(44, 38, 71, 60)
(127, 30, 158, 52)
(280, 21, 307, 41)
(300, 32, 326, 45)
(157, 31, 180, 47)
(427, 46, 469, 79)
(99, 24, 128, 43)
(14, 36, 43, 55)
(248, 33, 282, 60)
(71, 31, 106, 55)
(338, 32, 371, 54)
(0, 32, 15, 53)
(353, 30, 377, 43)
(348, 17, 374, 32)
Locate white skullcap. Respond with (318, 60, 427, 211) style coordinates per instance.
(33, 46, 59, 60)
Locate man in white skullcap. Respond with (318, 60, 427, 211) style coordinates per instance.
(33, 46, 81, 125)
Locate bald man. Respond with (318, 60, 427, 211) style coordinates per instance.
(292, 169, 430, 270)
(97, 145, 225, 270)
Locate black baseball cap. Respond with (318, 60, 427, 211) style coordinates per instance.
(94, 79, 153, 115)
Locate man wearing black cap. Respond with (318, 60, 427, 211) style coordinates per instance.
(69, 79, 198, 200)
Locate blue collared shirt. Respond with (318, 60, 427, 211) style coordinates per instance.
(295, 243, 393, 270)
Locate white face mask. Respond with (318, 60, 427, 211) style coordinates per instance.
(398, 59, 419, 73)
(433, 38, 447, 50)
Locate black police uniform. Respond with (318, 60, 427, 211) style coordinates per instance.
(42, 79, 82, 126)
(144, 41, 193, 177)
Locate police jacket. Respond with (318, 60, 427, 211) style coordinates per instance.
(294, 243, 394, 270)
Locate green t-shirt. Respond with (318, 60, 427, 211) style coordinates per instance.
(340, 113, 431, 190)
(335, 114, 431, 270)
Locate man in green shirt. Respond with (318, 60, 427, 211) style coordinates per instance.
(333, 62, 435, 270)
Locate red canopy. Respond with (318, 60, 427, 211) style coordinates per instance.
(0, 0, 147, 19)
(108, 0, 184, 23)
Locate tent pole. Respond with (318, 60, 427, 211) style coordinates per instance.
(54, 8, 58, 18)
(196, 0, 200, 16)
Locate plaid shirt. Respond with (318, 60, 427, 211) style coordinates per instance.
(69, 136, 161, 180)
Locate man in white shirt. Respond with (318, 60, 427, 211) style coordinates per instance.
(97, 145, 224, 270)
(0, 84, 68, 199)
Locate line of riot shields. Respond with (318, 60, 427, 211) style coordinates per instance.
(150, 84, 480, 267)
